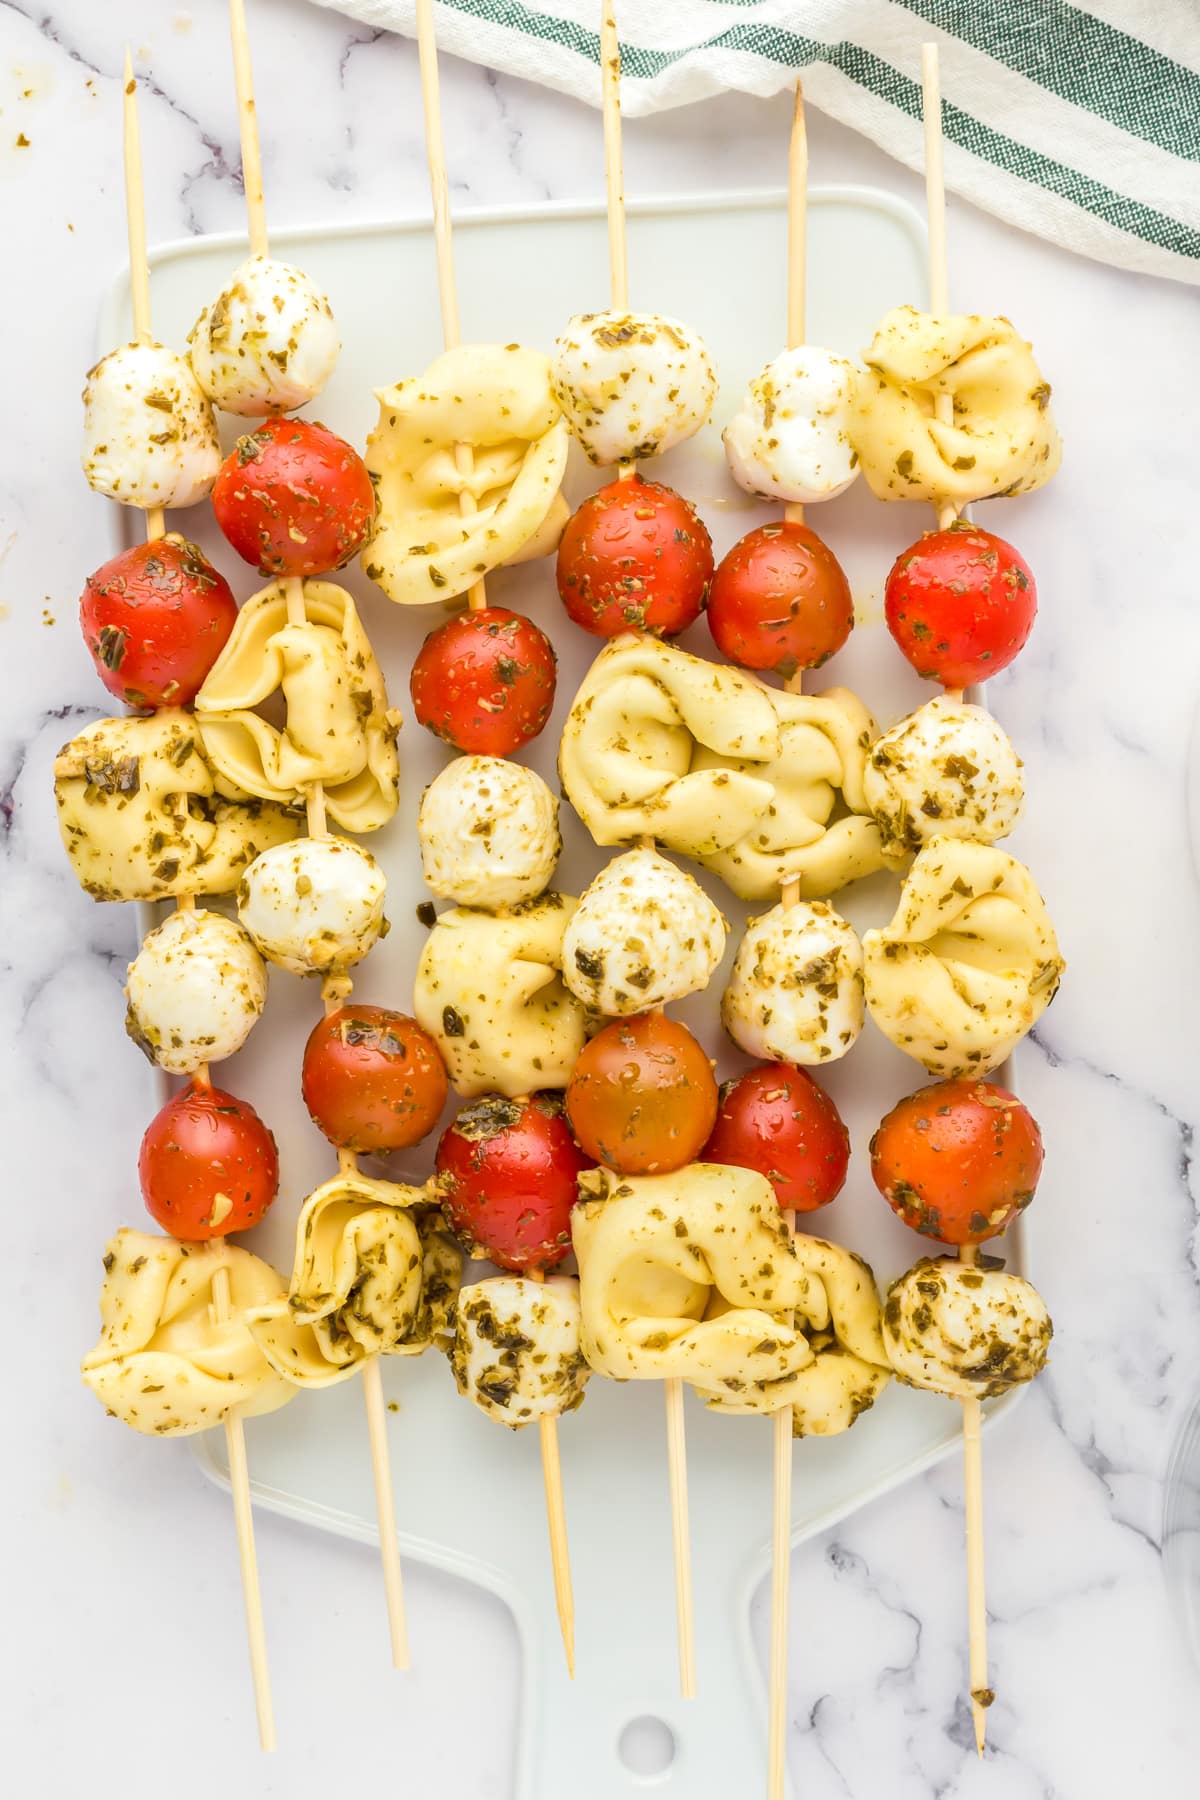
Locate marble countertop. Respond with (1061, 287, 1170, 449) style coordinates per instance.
(6, 2, 1200, 1795)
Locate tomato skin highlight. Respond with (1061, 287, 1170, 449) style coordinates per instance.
(79, 536, 238, 709)
(435, 1094, 592, 1273)
(702, 1062, 849, 1213)
(565, 1012, 718, 1175)
(870, 1077, 1043, 1247)
(707, 520, 853, 676)
(302, 1005, 448, 1153)
(138, 1080, 279, 1239)
(884, 523, 1036, 689)
(556, 475, 714, 637)
(410, 606, 557, 755)
(211, 417, 376, 577)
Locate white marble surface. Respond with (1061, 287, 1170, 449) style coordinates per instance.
(4, 2, 1200, 1796)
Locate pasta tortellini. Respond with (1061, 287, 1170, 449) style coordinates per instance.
(863, 837, 1064, 1077)
(363, 344, 569, 606)
(850, 306, 1062, 507)
(194, 579, 400, 833)
(883, 1258, 1052, 1400)
(722, 899, 864, 1065)
(562, 847, 726, 1015)
(551, 310, 716, 466)
(412, 893, 589, 1097)
(449, 1275, 590, 1427)
(723, 345, 859, 504)
(864, 696, 1024, 855)
(54, 709, 300, 903)
(245, 1173, 461, 1388)
(418, 756, 561, 908)
(82, 1230, 297, 1436)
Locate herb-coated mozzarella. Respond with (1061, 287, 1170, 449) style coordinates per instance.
(562, 847, 726, 1014)
(883, 1257, 1052, 1399)
(188, 255, 340, 416)
(450, 1276, 590, 1426)
(722, 900, 864, 1065)
(864, 695, 1024, 855)
(237, 837, 386, 975)
(551, 310, 716, 466)
(125, 908, 267, 1075)
(723, 346, 859, 504)
(417, 757, 561, 909)
(82, 342, 221, 509)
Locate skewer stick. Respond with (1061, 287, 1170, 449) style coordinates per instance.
(530, 1266, 576, 1678)
(125, 51, 275, 1746)
(783, 81, 807, 534)
(227, 0, 409, 1667)
(601, 0, 696, 1698)
(921, 43, 987, 1753)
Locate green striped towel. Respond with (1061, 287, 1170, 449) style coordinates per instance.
(313, 0, 1200, 284)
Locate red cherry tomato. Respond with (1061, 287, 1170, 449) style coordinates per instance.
(410, 606, 557, 754)
(556, 475, 713, 637)
(707, 520, 853, 676)
(79, 535, 237, 708)
(702, 1062, 849, 1213)
(302, 1005, 448, 1153)
(884, 524, 1036, 688)
(211, 417, 376, 577)
(139, 1080, 279, 1239)
(565, 1013, 718, 1175)
(435, 1094, 591, 1272)
(870, 1078, 1043, 1247)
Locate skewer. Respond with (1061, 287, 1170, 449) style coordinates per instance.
(600, 0, 696, 1701)
(227, 0, 409, 1669)
(412, 0, 577, 1677)
(124, 50, 276, 1750)
(920, 41, 988, 1755)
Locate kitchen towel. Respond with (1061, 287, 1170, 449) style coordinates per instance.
(311, 0, 1200, 284)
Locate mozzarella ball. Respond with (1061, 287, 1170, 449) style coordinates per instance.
(418, 757, 560, 909)
(82, 342, 221, 510)
(188, 255, 340, 416)
(450, 1276, 590, 1427)
(723, 346, 859, 504)
(722, 900, 863, 1065)
(883, 1258, 1052, 1400)
(562, 847, 726, 1014)
(552, 310, 716, 466)
(237, 837, 385, 975)
(125, 908, 267, 1075)
(864, 696, 1024, 855)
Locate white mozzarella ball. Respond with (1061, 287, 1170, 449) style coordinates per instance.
(863, 696, 1024, 854)
(562, 847, 726, 1014)
(188, 255, 340, 416)
(125, 908, 267, 1075)
(450, 1276, 590, 1426)
(883, 1258, 1052, 1400)
(551, 310, 716, 465)
(82, 342, 221, 510)
(722, 900, 863, 1065)
(418, 757, 560, 909)
(237, 837, 385, 975)
(723, 346, 859, 504)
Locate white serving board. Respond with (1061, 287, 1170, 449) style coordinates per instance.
(101, 188, 1031, 1799)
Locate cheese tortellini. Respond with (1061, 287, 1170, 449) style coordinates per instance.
(551, 310, 716, 466)
(363, 344, 569, 606)
(864, 696, 1024, 855)
(82, 1230, 297, 1436)
(82, 342, 220, 510)
(449, 1275, 590, 1427)
(863, 837, 1064, 1077)
(413, 893, 589, 1097)
(125, 907, 266, 1075)
(723, 346, 859, 504)
(237, 837, 387, 976)
(722, 899, 864, 1065)
(194, 580, 400, 834)
(559, 635, 887, 900)
(883, 1258, 1052, 1400)
(418, 756, 561, 908)
(562, 847, 726, 1015)
(246, 1173, 461, 1387)
(54, 710, 300, 903)
(850, 307, 1062, 508)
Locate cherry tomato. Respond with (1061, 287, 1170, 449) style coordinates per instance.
(707, 520, 853, 676)
(302, 1005, 448, 1153)
(565, 1013, 718, 1175)
(556, 475, 713, 637)
(870, 1077, 1043, 1247)
(410, 606, 557, 754)
(702, 1062, 849, 1213)
(436, 1093, 591, 1272)
(138, 1080, 279, 1239)
(884, 523, 1036, 688)
(79, 535, 237, 709)
(212, 417, 376, 577)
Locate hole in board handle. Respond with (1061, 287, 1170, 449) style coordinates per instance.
(617, 1715, 677, 1783)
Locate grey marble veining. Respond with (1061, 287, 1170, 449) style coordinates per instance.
(5, 2, 1200, 1795)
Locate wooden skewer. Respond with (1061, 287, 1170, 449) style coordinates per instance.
(125, 49, 275, 1749)
(921, 41, 987, 1755)
(411, 0, 577, 1676)
(227, 0, 409, 1669)
(601, 0, 696, 1700)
